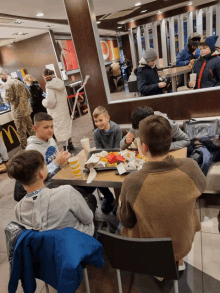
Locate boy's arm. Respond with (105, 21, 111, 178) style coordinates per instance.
(170, 122, 190, 151)
(120, 128, 136, 150)
(176, 50, 190, 67)
(69, 187, 93, 224)
(93, 130, 103, 149)
(4, 84, 15, 103)
(114, 127, 123, 148)
(117, 176, 137, 228)
(42, 89, 57, 109)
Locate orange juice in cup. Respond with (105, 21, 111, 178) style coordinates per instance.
(68, 157, 82, 178)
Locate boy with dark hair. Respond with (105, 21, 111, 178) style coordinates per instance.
(117, 115, 206, 274)
(8, 150, 94, 235)
(120, 106, 190, 151)
(93, 106, 122, 149)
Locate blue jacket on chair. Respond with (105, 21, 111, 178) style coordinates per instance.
(8, 228, 104, 293)
(176, 45, 200, 67)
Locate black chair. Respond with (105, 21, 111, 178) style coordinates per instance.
(98, 230, 179, 293)
(127, 80, 138, 92)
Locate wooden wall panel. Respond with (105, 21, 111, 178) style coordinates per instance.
(0, 33, 61, 91)
(121, 35, 132, 67)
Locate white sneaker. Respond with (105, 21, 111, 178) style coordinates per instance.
(179, 261, 186, 271)
(154, 276, 164, 282)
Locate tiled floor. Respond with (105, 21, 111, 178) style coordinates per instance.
(0, 114, 220, 292)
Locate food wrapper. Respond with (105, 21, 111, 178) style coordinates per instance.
(106, 152, 117, 164)
(95, 151, 109, 158)
(116, 154, 125, 162)
(86, 167, 97, 184)
(124, 161, 137, 171)
(120, 150, 136, 162)
(96, 161, 107, 168)
(85, 154, 100, 169)
(117, 163, 127, 175)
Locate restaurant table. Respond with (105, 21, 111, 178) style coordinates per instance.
(51, 147, 187, 189)
(159, 65, 191, 92)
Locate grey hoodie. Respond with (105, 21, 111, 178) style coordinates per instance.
(26, 136, 60, 176)
(120, 111, 190, 151)
(15, 185, 94, 236)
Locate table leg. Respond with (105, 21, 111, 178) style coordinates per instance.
(114, 188, 121, 204)
(184, 73, 188, 86)
(171, 76, 177, 92)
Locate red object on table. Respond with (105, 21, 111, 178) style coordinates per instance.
(116, 154, 125, 162)
(106, 153, 117, 164)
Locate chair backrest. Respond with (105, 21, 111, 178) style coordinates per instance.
(98, 230, 179, 280)
(127, 80, 138, 92)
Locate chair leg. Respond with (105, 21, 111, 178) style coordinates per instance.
(116, 269, 123, 293)
(83, 268, 91, 293)
(174, 280, 179, 293)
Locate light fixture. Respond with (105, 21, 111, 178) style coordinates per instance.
(13, 32, 28, 36)
(135, 2, 141, 6)
(13, 21, 23, 24)
(97, 21, 101, 24)
(188, 2, 192, 5)
(141, 10, 147, 13)
(118, 26, 122, 29)
(130, 19, 134, 22)
(47, 25, 52, 27)
(157, 11, 162, 14)
(36, 12, 44, 17)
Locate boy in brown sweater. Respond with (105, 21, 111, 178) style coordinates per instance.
(117, 115, 206, 272)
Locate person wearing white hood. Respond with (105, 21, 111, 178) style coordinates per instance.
(136, 48, 167, 96)
(42, 69, 74, 152)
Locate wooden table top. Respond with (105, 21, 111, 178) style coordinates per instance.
(159, 65, 191, 78)
(51, 148, 187, 188)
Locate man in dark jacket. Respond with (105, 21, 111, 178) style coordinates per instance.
(189, 36, 220, 89)
(137, 48, 166, 96)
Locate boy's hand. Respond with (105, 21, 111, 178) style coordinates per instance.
(158, 82, 167, 88)
(190, 59, 195, 65)
(55, 150, 71, 166)
(189, 82, 194, 88)
(126, 132, 134, 144)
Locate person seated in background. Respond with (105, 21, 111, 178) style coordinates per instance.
(117, 115, 206, 274)
(188, 36, 220, 89)
(14, 112, 71, 202)
(136, 48, 167, 97)
(120, 106, 190, 151)
(93, 106, 122, 149)
(176, 32, 201, 87)
(109, 60, 122, 91)
(23, 74, 47, 121)
(7, 150, 94, 236)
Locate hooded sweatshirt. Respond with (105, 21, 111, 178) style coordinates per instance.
(15, 185, 94, 236)
(42, 78, 73, 142)
(93, 120, 122, 149)
(26, 136, 60, 176)
(120, 111, 190, 151)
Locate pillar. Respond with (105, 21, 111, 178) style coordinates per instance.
(160, 19, 168, 67)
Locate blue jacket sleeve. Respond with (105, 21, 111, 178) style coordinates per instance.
(176, 49, 190, 67)
(137, 71, 160, 96)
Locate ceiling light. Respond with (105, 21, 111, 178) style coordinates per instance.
(18, 32, 23, 35)
(188, 2, 192, 5)
(36, 13, 44, 17)
(135, 2, 142, 6)
(13, 32, 28, 36)
(118, 26, 122, 29)
(157, 11, 162, 14)
(130, 19, 134, 22)
(141, 10, 147, 13)
(97, 21, 101, 24)
(13, 21, 23, 24)
(47, 25, 52, 27)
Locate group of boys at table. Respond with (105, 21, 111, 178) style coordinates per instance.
(7, 105, 206, 277)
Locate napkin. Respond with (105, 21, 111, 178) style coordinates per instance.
(86, 167, 97, 184)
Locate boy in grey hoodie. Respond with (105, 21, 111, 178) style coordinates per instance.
(8, 150, 94, 236)
(120, 106, 190, 151)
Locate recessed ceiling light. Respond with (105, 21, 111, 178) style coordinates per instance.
(47, 25, 52, 27)
(118, 26, 122, 29)
(36, 13, 44, 17)
(141, 10, 147, 13)
(13, 32, 28, 36)
(97, 21, 101, 24)
(13, 21, 23, 24)
(188, 2, 192, 5)
(135, 2, 141, 6)
(157, 11, 162, 14)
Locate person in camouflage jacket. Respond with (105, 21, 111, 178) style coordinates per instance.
(2, 75, 35, 149)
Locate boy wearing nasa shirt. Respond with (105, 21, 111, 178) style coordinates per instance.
(14, 112, 71, 201)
